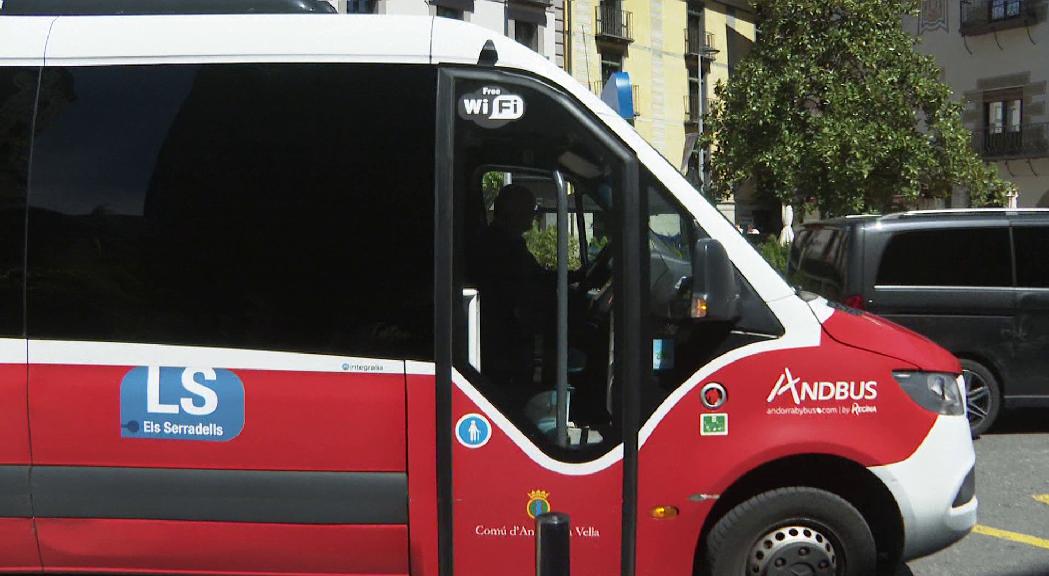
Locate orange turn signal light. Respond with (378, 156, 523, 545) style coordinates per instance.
(691, 297, 708, 319)
(650, 505, 679, 519)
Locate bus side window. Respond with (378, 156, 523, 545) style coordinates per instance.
(27, 63, 436, 360)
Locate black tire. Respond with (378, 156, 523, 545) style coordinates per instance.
(703, 487, 876, 576)
(961, 358, 1001, 438)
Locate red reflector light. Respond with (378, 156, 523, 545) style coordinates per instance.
(843, 295, 865, 310)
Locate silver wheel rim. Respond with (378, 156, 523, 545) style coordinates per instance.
(963, 368, 992, 429)
(748, 525, 838, 576)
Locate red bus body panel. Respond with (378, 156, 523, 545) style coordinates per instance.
(635, 334, 936, 575)
(450, 382, 623, 576)
(36, 519, 408, 575)
(0, 359, 38, 572)
(406, 371, 439, 576)
(28, 365, 405, 471)
(0, 518, 40, 572)
(0, 362, 30, 464)
(27, 353, 409, 574)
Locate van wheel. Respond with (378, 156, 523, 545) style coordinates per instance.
(703, 487, 876, 576)
(961, 359, 1000, 437)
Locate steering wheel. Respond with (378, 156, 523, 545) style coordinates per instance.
(576, 242, 613, 295)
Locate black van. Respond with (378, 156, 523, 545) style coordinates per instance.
(788, 209, 1049, 435)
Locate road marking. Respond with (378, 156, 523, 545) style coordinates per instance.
(1034, 494, 1049, 507)
(973, 524, 1049, 551)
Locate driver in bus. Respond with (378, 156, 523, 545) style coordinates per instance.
(477, 184, 549, 391)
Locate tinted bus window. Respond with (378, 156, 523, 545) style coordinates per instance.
(1014, 226, 1049, 288)
(28, 64, 435, 359)
(0, 67, 35, 338)
(876, 228, 1011, 287)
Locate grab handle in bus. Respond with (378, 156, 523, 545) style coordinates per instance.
(553, 170, 569, 448)
(462, 288, 481, 371)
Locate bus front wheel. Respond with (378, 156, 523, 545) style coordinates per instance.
(703, 487, 876, 576)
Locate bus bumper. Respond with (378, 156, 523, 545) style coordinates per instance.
(868, 414, 978, 561)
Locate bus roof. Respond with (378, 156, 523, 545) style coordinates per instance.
(0, 0, 337, 15)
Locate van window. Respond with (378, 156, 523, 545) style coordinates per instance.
(1014, 226, 1049, 288)
(876, 228, 1012, 287)
(0, 67, 35, 338)
(27, 64, 435, 359)
(792, 226, 846, 299)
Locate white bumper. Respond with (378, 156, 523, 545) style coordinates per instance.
(868, 414, 977, 560)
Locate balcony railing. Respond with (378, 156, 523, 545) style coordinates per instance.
(686, 30, 716, 58)
(971, 123, 1049, 159)
(960, 0, 1040, 35)
(685, 93, 701, 124)
(595, 6, 633, 42)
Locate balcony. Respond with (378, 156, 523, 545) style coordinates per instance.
(960, 0, 1041, 35)
(595, 5, 633, 44)
(971, 123, 1049, 159)
(685, 30, 716, 59)
(685, 93, 701, 127)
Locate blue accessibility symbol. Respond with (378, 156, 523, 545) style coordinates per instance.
(455, 413, 492, 449)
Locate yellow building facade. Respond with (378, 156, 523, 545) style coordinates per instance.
(562, 0, 756, 222)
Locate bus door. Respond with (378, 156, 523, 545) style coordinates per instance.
(435, 67, 645, 576)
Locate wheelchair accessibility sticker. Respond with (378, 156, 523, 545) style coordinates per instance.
(456, 413, 492, 448)
(120, 366, 245, 442)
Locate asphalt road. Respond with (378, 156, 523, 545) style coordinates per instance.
(905, 409, 1049, 576)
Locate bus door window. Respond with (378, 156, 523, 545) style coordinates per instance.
(453, 78, 627, 460)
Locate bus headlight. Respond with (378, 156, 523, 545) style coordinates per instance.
(893, 371, 964, 416)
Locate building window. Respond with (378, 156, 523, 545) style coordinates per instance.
(982, 92, 1023, 156)
(596, 0, 632, 41)
(346, 0, 376, 13)
(600, 52, 623, 88)
(436, 6, 463, 19)
(990, 0, 1022, 21)
(687, 76, 700, 121)
(987, 97, 1022, 134)
(514, 21, 539, 52)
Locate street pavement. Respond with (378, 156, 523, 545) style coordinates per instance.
(905, 409, 1049, 576)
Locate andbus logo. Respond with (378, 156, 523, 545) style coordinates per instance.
(766, 367, 878, 405)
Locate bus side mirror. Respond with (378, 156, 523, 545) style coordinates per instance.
(690, 239, 740, 322)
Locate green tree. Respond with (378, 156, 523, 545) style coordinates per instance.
(525, 224, 582, 271)
(703, 0, 1013, 216)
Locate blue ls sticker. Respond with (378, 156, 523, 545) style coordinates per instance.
(120, 366, 245, 442)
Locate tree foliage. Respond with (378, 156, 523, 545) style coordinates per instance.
(524, 224, 582, 271)
(703, 0, 1013, 216)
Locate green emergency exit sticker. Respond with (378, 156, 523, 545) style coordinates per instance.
(701, 413, 728, 436)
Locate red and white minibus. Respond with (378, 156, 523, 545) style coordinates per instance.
(0, 11, 975, 576)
